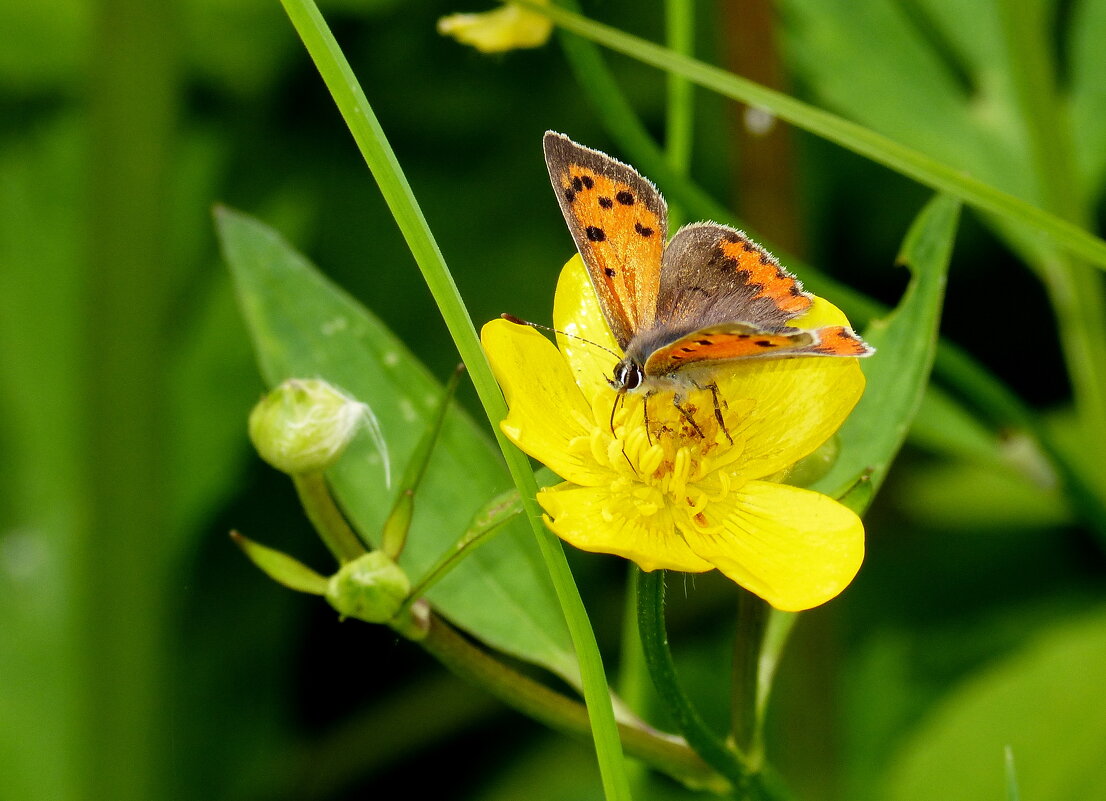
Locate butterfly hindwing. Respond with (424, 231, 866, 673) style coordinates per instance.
(643, 322, 872, 378)
(657, 222, 813, 333)
(644, 324, 816, 377)
(544, 132, 667, 349)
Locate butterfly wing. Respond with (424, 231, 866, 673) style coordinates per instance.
(657, 222, 813, 332)
(644, 323, 872, 378)
(544, 132, 667, 349)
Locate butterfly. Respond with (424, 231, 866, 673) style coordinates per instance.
(541, 132, 872, 436)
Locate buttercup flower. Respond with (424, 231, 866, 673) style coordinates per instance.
(438, 2, 553, 54)
(482, 256, 867, 611)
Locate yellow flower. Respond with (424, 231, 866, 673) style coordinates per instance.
(438, 2, 553, 54)
(481, 256, 868, 611)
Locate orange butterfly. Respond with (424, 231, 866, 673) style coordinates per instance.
(542, 132, 872, 423)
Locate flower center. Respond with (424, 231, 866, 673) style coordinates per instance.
(585, 388, 747, 514)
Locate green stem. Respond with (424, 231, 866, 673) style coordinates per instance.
(292, 472, 367, 563)
(419, 611, 729, 794)
(80, 0, 178, 797)
(731, 589, 768, 766)
(521, 0, 1106, 272)
(276, 2, 631, 797)
(636, 570, 748, 787)
(664, 0, 695, 227)
(996, 0, 1106, 462)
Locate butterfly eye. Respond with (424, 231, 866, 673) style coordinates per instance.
(614, 362, 643, 391)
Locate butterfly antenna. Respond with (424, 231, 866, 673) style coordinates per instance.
(500, 314, 623, 360)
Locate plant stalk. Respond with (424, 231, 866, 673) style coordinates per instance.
(420, 611, 730, 794)
(292, 472, 367, 563)
(276, 1, 631, 795)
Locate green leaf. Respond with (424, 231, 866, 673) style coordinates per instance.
(886, 605, 1106, 801)
(230, 532, 329, 595)
(216, 206, 579, 684)
(809, 194, 960, 507)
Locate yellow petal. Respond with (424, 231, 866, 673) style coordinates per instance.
(791, 295, 851, 329)
(437, 3, 553, 53)
(715, 349, 865, 480)
(539, 482, 714, 573)
(481, 318, 610, 486)
(676, 480, 864, 611)
(553, 254, 622, 403)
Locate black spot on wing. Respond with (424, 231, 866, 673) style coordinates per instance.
(634, 222, 654, 237)
(616, 191, 635, 205)
(586, 226, 606, 242)
(598, 196, 613, 209)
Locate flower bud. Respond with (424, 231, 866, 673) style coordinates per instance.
(249, 379, 368, 475)
(783, 435, 841, 488)
(437, 2, 552, 53)
(326, 551, 410, 623)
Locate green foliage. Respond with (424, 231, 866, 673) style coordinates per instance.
(886, 606, 1106, 801)
(4, 0, 1106, 799)
(218, 207, 579, 682)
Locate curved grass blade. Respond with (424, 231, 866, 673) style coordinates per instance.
(520, 0, 1106, 272)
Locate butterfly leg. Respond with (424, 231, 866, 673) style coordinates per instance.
(694, 380, 733, 445)
(642, 391, 654, 445)
(671, 393, 705, 439)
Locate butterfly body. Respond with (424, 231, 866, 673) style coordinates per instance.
(541, 132, 873, 403)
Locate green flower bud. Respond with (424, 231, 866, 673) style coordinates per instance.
(249, 379, 369, 475)
(326, 551, 410, 623)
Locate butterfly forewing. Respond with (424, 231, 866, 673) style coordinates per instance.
(806, 326, 873, 357)
(657, 222, 813, 333)
(544, 132, 667, 349)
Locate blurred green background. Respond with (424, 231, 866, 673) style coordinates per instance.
(3, 0, 1105, 799)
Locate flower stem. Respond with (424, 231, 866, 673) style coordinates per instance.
(276, 2, 631, 796)
(636, 570, 748, 787)
(292, 472, 367, 563)
(419, 611, 730, 794)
